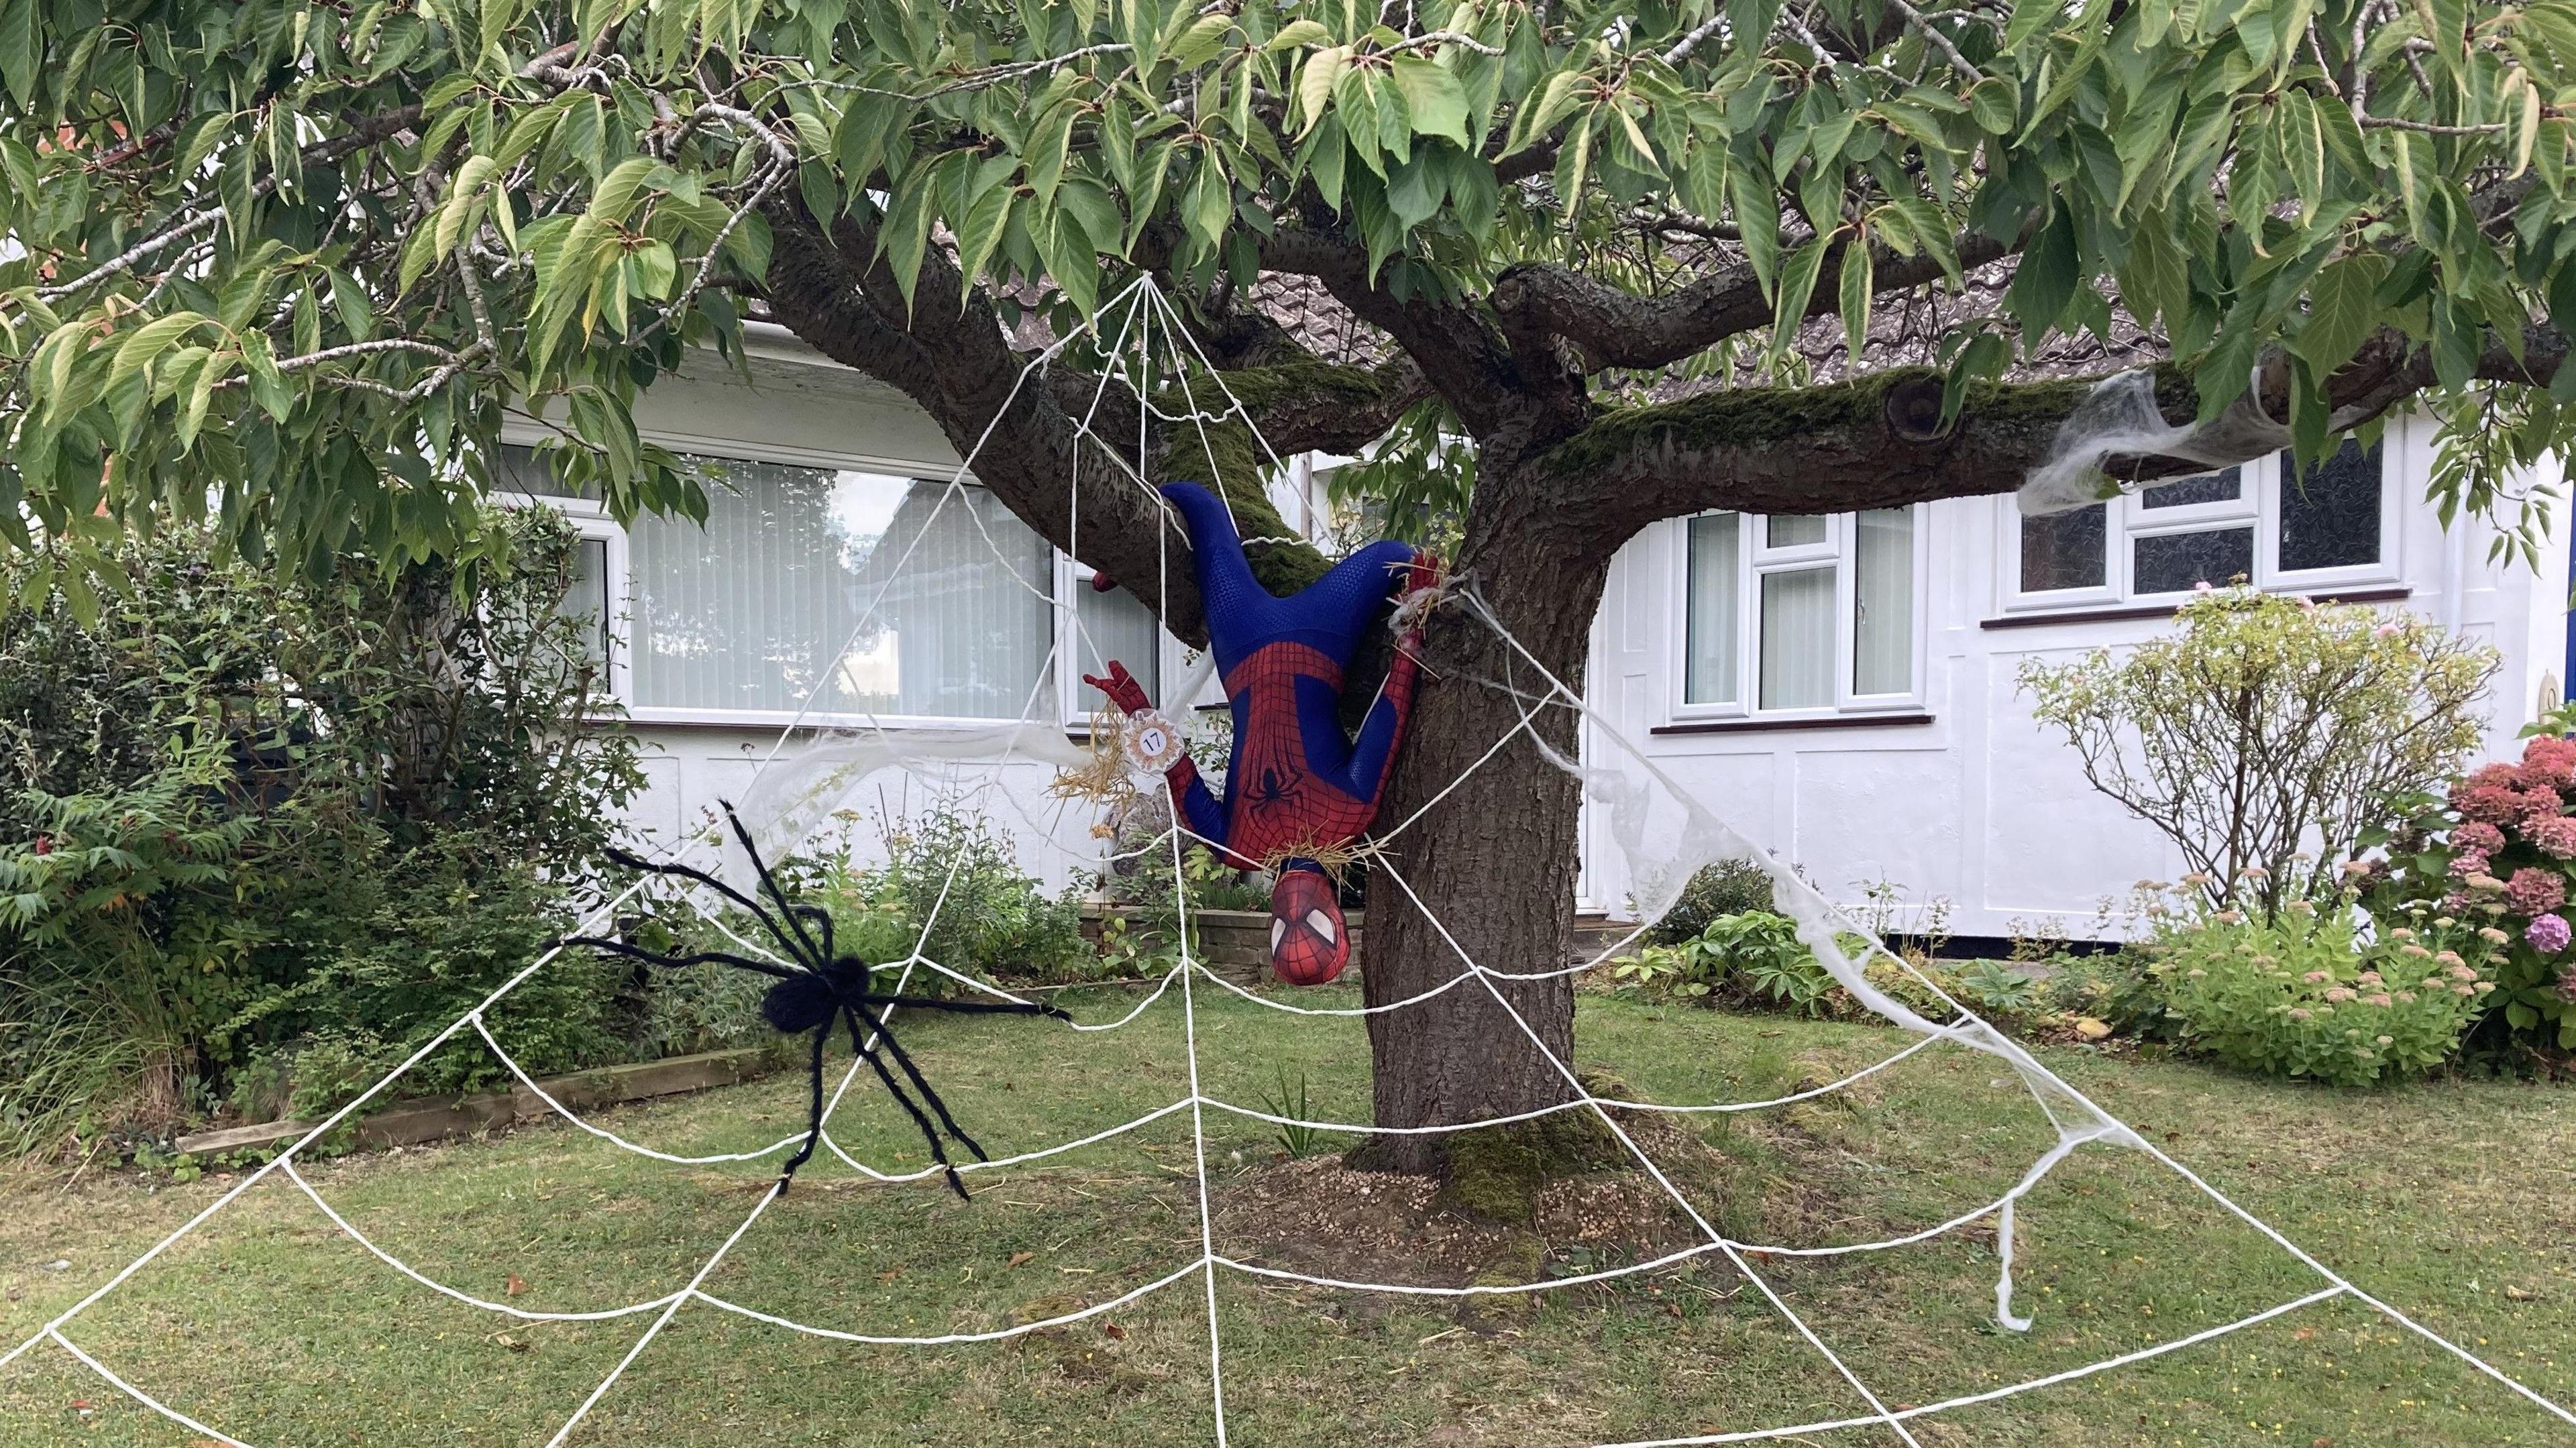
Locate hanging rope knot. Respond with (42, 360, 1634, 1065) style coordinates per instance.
(1387, 553, 1454, 640)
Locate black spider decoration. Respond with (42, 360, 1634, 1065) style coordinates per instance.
(563, 803, 1066, 1198)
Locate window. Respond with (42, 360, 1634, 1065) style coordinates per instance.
(1678, 507, 1922, 716)
(2011, 438, 2390, 607)
(500, 442, 1174, 726)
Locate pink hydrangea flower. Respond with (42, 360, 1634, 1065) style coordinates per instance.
(2506, 868, 2569, 916)
(2519, 789, 2567, 824)
(2453, 822, 2508, 856)
(2528, 913, 2573, 954)
(2457, 785, 2525, 827)
(2524, 735, 2576, 785)
(2449, 850, 2492, 881)
(2558, 966, 2576, 1003)
(2528, 816, 2576, 860)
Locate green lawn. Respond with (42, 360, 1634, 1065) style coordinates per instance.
(3, 979, 2571, 1447)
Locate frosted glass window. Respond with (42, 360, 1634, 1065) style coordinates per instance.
(2277, 439, 2383, 571)
(1759, 567, 1835, 709)
(1853, 508, 1913, 695)
(2133, 526, 2253, 595)
(1075, 579, 1163, 712)
(1766, 514, 1827, 548)
(1683, 513, 1741, 705)
(2019, 504, 2106, 592)
(2139, 466, 2242, 508)
(626, 457, 1052, 718)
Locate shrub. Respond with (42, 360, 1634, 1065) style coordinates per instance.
(0, 511, 642, 1150)
(796, 806, 1102, 989)
(2363, 728, 2576, 1050)
(2021, 588, 2493, 917)
(2143, 895, 2492, 1086)
(1644, 858, 1777, 945)
(1611, 909, 1836, 1016)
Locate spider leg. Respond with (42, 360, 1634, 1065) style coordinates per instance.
(775, 1020, 831, 1187)
(859, 991, 1072, 1021)
(859, 1004, 994, 1166)
(786, 902, 837, 960)
(843, 1005, 969, 1200)
(559, 935, 801, 981)
(600, 844, 810, 964)
(720, 804, 833, 965)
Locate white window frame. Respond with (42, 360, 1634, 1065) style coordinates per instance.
(2001, 443, 2400, 612)
(1665, 506, 1929, 724)
(495, 420, 1168, 732)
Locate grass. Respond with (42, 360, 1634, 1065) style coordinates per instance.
(2, 979, 2571, 1447)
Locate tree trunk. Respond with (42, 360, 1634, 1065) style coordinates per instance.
(1354, 514, 1609, 1175)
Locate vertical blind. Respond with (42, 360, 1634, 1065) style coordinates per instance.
(1074, 579, 1163, 712)
(1683, 512, 1741, 705)
(626, 457, 1054, 718)
(1758, 567, 1836, 709)
(1852, 508, 1913, 696)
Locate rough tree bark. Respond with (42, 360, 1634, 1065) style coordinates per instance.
(751, 191, 2569, 1178)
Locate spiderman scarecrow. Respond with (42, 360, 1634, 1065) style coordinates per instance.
(1085, 482, 1438, 987)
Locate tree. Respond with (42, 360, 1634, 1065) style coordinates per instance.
(6, 0, 2576, 1174)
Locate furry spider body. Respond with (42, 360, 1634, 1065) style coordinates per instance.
(564, 807, 1065, 1198)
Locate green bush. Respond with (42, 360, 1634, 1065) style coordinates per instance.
(2145, 898, 2493, 1086)
(0, 511, 644, 1151)
(1610, 909, 1836, 1017)
(789, 806, 1103, 991)
(1644, 858, 1777, 946)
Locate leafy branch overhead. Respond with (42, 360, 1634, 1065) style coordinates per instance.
(4, 0, 2576, 602)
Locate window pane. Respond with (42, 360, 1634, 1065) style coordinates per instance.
(2277, 439, 2383, 572)
(1765, 514, 1827, 548)
(2019, 504, 2107, 592)
(1684, 514, 1741, 705)
(1075, 579, 1163, 712)
(2133, 527, 2254, 594)
(560, 536, 612, 676)
(494, 442, 593, 500)
(1854, 509, 1913, 695)
(1759, 567, 1835, 709)
(2138, 465, 2242, 509)
(629, 459, 1052, 718)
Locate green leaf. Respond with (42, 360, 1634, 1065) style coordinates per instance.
(1838, 235, 1873, 367)
(954, 183, 1017, 294)
(2004, 203, 2078, 331)
(1267, 19, 1332, 49)
(1387, 55, 1470, 146)
(1968, 77, 2019, 136)
(1768, 232, 1833, 363)
(2290, 252, 2392, 374)
(0, 0, 38, 106)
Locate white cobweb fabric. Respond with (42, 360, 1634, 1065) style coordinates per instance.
(7, 278, 2572, 1447)
(2017, 368, 2295, 514)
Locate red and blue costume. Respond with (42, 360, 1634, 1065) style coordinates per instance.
(1085, 482, 1435, 986)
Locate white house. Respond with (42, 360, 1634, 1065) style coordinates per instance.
(525, 328, 2569, 941)
(1577, 414, 2570, 942)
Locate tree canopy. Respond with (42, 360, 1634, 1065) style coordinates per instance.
(5, 0, 2574, 620)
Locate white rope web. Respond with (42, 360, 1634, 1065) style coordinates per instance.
(7, 276, 2573, 1445)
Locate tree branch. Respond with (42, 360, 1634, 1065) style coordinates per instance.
(1487, 226, 2021, 374)
(1538, 323, 2570, 555)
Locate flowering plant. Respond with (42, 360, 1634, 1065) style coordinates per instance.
(2363, 728, 2576, 1050)
(2145, 885, 2493, 1087)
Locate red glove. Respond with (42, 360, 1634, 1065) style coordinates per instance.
(1082, 659, 1155, 716)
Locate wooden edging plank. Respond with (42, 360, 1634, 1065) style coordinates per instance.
(172, 1043, 787, 1159)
